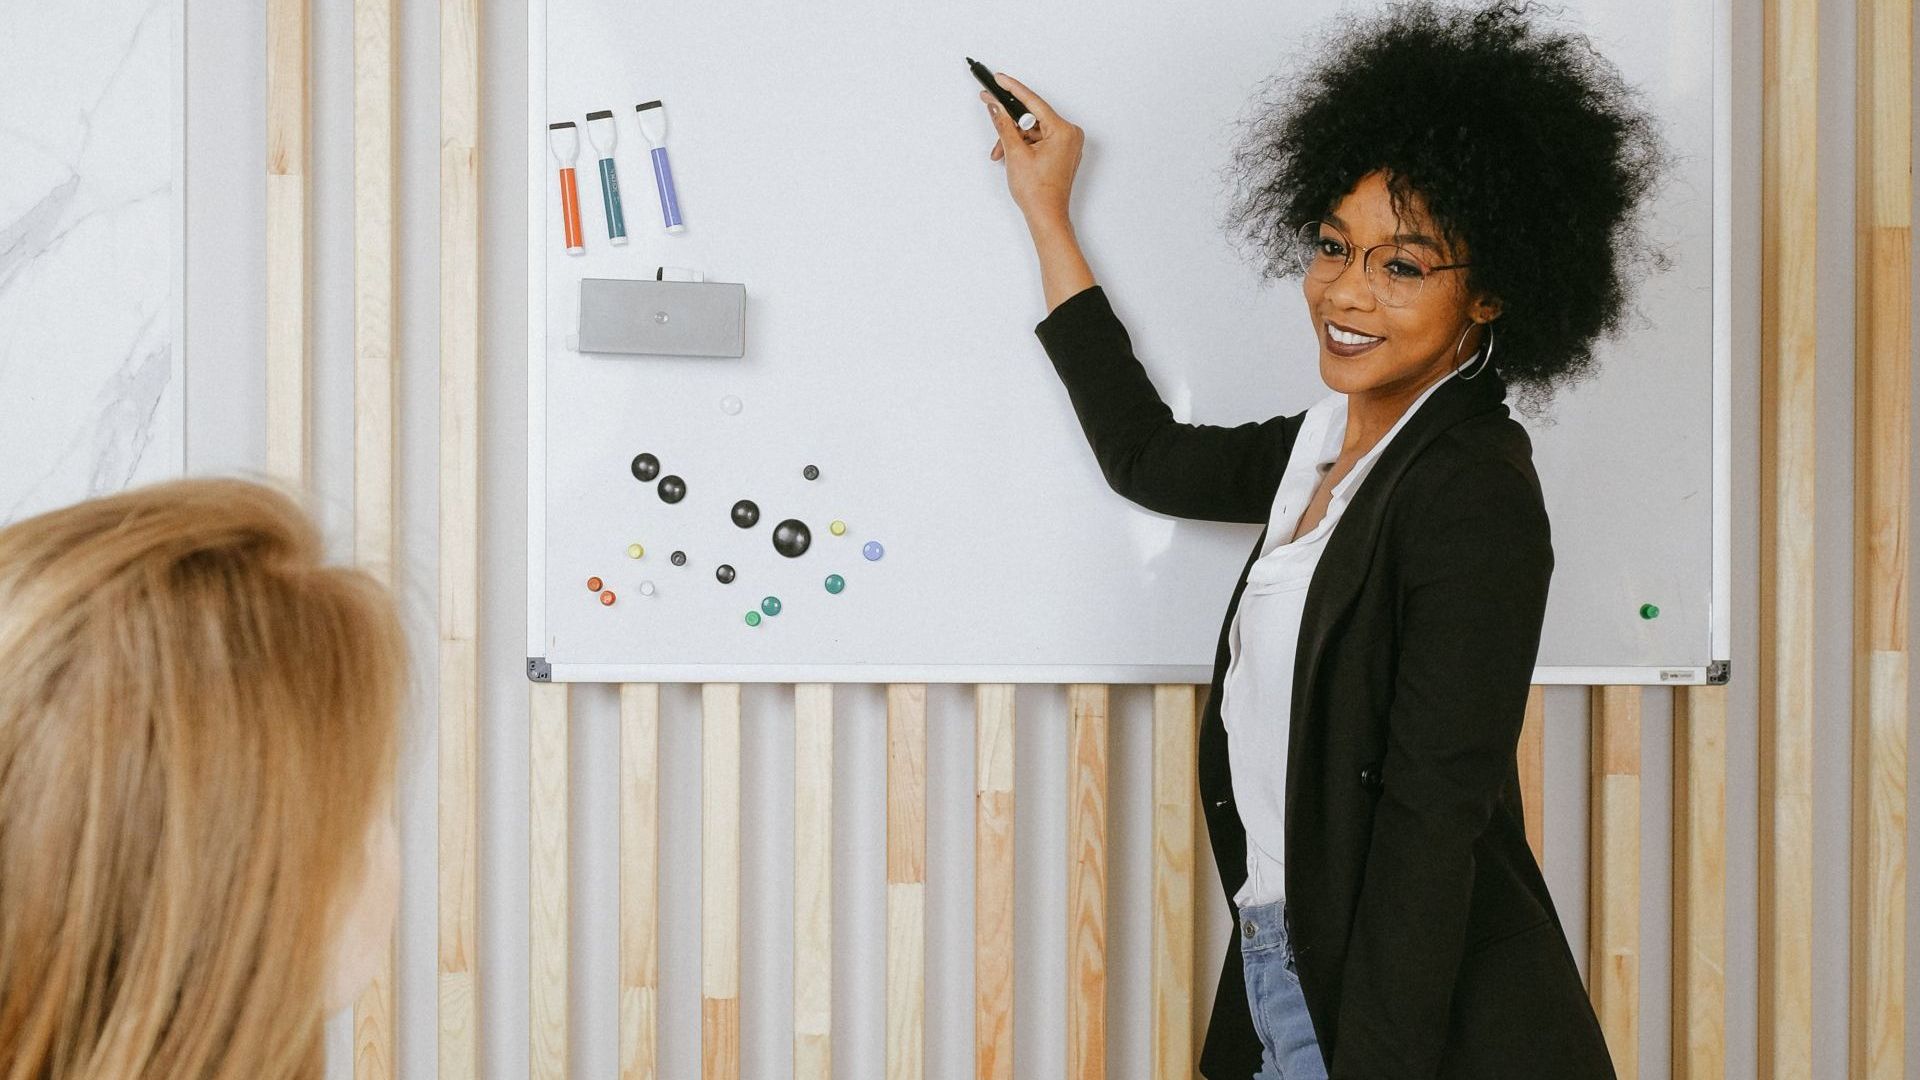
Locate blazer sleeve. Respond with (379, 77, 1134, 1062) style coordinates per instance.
(1327, 453, 1555, 1080)
(1033, 284, 1299, 524)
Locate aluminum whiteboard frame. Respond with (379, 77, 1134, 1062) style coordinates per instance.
(525, 0, 1734, 686)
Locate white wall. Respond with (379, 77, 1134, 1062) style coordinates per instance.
(173, 0, 1920, 1077)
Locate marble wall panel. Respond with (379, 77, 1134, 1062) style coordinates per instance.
(0, 0, 183, 523)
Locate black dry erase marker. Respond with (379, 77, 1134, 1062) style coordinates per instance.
(966, 57, 1037, 130)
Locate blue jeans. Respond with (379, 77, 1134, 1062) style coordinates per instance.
(1238, 898, 1328, 1080)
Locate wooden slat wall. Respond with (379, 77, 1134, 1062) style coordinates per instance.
(1150, 685, 1198, 1080)
(620, 685, 661, 1079)
(1590, 686, 1641, 1078)
(349, 0, 396, 1071)
(304, 0, 1867, 1067)
(703, 684, 743, 1079)
(887, 685, 927, 1080)
(437, 0, 481, 1070)
(974, 685, 1016, 1080)
(794, 685, 835, 1080)
(530, 684, 570, 1078)
(1067, 686, 1109, 1080)
(265, 0, 307, 488)
(1759, 0, 1818, 1073)
(1519, 686, 1546, 863)
(1674, 686, 1728, 1080)
(1852, 0, 1911, 1073)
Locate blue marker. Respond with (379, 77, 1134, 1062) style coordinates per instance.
(634, 99, 686, 234)
(584, 110, 627, 244)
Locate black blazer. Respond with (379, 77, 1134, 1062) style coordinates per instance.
(1034, 286, 1613, 1080)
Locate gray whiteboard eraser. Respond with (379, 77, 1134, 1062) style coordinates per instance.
(577, 277, 746, 357)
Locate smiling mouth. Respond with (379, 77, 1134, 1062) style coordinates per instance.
(1324, 322, 1385, 355)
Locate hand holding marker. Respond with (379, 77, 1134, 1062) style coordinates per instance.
(635, 100, 686, 233)
(977, 70, 1084, 228)
(585, 110, 628, 244)
(967, 58, 1036, 131)
(547, 121, 586, 254)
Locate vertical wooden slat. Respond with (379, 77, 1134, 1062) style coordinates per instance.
(1150, 685, 1197, 1080)
(350, 0, 395, 578)
(794, 684, 834, 1080)
(265, 0, 307, 487)
(1589, 686, 1639, 1079)
(887, 685, 927, 1080)
(1852, 0, 1911, 1072)
(1518, 684, 1546, 865)
(1759, 0, 1817, 1071)
(1674, 685, 1728, 1080)
(437, 0, 480, 1066)
(620, 685, 661, 1080)
(348, 28, 396, 1080)
(1066, 685, 1109, 1080)
(349, 0, 396, 1073)
(703, 684, 742, 1080)
(974, 684, 1016, 1080)
(530, 683, 571, 1079)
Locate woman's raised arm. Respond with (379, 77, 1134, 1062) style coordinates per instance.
(1035, 284, 1300, 523)
(984, 74, 1301, 523)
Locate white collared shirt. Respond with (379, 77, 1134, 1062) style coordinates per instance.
(1223, 368, 1457, 909)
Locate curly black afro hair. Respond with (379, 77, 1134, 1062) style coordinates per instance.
(1221, 0, 1673, 418)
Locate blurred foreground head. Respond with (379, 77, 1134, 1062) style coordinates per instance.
(0, 478, 406, 1080)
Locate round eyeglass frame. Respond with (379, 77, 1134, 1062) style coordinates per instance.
(1292, 219, 1471, 308)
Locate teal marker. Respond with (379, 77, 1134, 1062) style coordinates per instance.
(584, 110, 628, 245)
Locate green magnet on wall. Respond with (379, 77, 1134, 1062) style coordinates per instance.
(761, 596, 782, 616)
(824, 574, 844, 594)
(744, 610, 761, 627)
(1640, 603, 1660, 619)
(628, 543, 644, 559)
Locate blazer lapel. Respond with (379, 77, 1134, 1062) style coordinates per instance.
(1284, 369, 1512, 816)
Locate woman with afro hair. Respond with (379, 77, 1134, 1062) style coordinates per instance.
(979, 1, 1669, 1077)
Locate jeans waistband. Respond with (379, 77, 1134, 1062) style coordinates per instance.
(1236, 896, 1294, 958)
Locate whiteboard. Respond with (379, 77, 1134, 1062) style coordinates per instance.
(526, 0, 1731, 685)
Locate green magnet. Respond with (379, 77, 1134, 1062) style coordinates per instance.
(761, 596, 782, 616)
(1639, 603, 1660, 620)
(744, 610, 761, 627)
(824, 574, 844, 595)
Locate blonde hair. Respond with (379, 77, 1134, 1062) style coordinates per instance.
(0, 478, 405, 1080)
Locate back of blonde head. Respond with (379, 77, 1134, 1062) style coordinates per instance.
(0, 478, 404, 1080)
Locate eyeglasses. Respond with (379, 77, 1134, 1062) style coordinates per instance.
(1291, 220, 1471, 308)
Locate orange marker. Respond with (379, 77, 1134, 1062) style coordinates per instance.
(549, 121, 586, 255)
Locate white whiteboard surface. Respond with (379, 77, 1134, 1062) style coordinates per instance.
(527, 0, 1731, 685)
